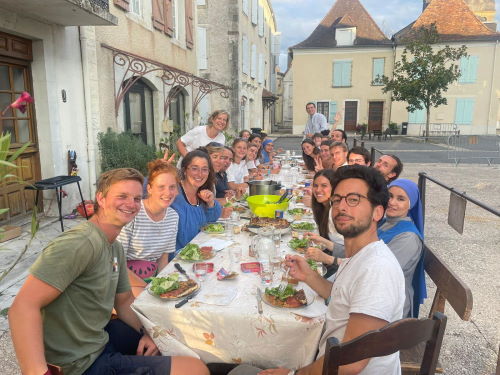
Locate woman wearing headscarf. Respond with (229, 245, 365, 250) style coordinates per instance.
(378, 178, 426, 318)
(260, 139, 274, 164)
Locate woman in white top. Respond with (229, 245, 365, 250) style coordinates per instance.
(246, 143, 263, 180)
(176, 110, 229, 166)
(227, 138, 249, 196)
(118, 159, 179, 295)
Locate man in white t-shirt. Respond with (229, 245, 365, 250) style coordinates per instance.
(229, 165, 404, 375)
(304, 102, 329, 138)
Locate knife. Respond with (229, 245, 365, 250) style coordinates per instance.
(256, 288, 263, 314)
(174, 263, 189, 279)
(175, 291, 198, 308)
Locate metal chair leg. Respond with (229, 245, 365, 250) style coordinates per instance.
(76, 181, 89, 219)
(56, 187, 64, 232)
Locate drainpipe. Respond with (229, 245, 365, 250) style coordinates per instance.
(486, 40, 498, 135)
(78, 26, 97, 197)
(387, 40, 397, 131)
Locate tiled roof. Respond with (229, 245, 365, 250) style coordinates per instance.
(394, 0, 500, 42)
(292, 0, 391, 49)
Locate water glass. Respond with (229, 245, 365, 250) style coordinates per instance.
(259, 257, 273, 286)
(230, 211, 240, 223)
(194, 263, 208, 282)
(226, 222, 234, 240)
(230, 246, 242, 263)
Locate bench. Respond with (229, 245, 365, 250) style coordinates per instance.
(400, 244, 473, 374)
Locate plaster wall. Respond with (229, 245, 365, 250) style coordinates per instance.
(0, 9, 91, 215)
(291, 47, 393, 135)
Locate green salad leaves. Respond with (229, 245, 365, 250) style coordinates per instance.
(291, 222, 315, 231)
(203, 223, 225, 233)
(288, 238, 310, 249)
(265, 284, 296, 301)
(287, 208, 305, 215)
(307, 258, 318, 271)
(179, 243, 202, 260)
(150, 274, 180, 295)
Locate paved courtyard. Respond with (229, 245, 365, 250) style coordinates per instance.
(0, 138, 498, 373)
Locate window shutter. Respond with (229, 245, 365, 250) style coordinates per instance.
(459, 56, 478, 83)
(468, 56, 478, 83)
(342, 61, 352, 86)
(165, 0, 174, 36)
(152, 0, 165, 31)
(242, 0, 248, 15)
(251, 44, 257, 78)
(242, 35, 249, 75)
(197, 27, 207, 69)
(258, 53, 264, 83)
(258, 5, 264, 37)
(372, 58, 384, 84)
(251, 0, 257, 25)
(114, 0, 130, 11)
(408, 108, 425, 124)
(455, 98, 474, 124)
(185, 0, 194, 49)
(329, 101, 337, 123)
(333, 62, 342, 87)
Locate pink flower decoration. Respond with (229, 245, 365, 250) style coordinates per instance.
(10, 92, 33, 114)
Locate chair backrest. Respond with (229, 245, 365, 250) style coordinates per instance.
(322, 312, 447, 375)
(423, 245, 473, 320)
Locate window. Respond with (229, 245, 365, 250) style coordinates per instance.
(129, 0, 142, 15)
(328, 101, 337, 123)
(459, 56, 478, 84)
(242, 0, 248, 15)
(251, 44, 257, 78)
(408, 108, 426, 124)
(455, 98, 474, 125)
(336, 28, 356, 46)
(197, 27, 207, 70)
(271, 33, 281, 55)
(251, 0, 257, 25)
(372, 58, 384, 85)
(242, 34, 249, 75)
(332, 60, 352, 87)
(316, 102, 329, 119)
(197, 0, 206, 4)
(258, 53, 264, 84)
(258, 5, 264, 36)
(124, 79, 154, 146)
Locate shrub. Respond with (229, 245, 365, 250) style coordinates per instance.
(98, 129, 156, 175)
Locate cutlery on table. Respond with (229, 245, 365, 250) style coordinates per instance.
(256, 287, 263, 314)
(174, 263, 191, 280)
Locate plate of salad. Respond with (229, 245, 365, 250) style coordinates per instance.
(307, 258, 326, 276)
(202, 223, 226, 234)
(288, 238, 310, 254)
(147, 273, 200, 300)
(291, 222, 316, 232)
(262, 285, 311, 309)
(178, 243, 215, 262)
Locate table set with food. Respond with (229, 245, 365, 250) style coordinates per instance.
(132, 157, 327, 369)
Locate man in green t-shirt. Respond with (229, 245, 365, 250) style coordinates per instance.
(9, 168, 208, 375)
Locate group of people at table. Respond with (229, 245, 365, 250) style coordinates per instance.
(9, 107, 426, 375)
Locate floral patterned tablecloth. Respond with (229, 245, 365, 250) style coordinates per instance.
(132, 228, 325, 369)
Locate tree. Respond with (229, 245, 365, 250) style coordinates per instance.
(378, 25, 467, 140)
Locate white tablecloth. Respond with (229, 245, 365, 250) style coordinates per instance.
(132, 227, 326, 369)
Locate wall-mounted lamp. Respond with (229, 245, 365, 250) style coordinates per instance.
(61, 89, 67, 103)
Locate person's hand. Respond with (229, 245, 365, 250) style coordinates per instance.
(314, 157, 324, 172)
(224, 190, 236, 200)
(304, 232, 324, 245)
(305, 247, 333, 265)
(198, 189, 215, 207)
(285, 255, 315, 282)
(162, 150, 176, 164)
(258, 368, 290, 375)
(136, 334, 160, 356)
(221, 206, 233, 218)
(301, 194, 312, 207)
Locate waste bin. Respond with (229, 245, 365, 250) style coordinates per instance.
(401, 122, 408, 135)
(251, 127, 262, 135)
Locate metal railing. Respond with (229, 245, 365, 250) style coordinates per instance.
(418, 172, 500, 229)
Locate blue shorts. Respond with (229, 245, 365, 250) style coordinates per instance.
(83, 319, 171, 375)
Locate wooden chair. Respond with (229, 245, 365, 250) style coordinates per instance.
(400, 245, 473, 374)
(322, 312, 447, 375)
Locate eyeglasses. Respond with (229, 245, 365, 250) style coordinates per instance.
(331, 193, 369, 207)
(187, 166, 210, 174)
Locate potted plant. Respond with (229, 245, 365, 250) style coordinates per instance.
(388, 122, 399, 135)
(356, 123, 367, 138)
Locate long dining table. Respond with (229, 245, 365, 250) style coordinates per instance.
(131, 164, 327, 369)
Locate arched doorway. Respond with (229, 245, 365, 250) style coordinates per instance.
(168, 87, 187, 134)
(123, 78, 155, 146)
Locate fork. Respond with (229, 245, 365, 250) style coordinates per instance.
(278, 267, 290, 293)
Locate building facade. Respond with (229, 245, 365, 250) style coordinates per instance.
(196, 0, 280, 134)
(289, 0, 499, 136)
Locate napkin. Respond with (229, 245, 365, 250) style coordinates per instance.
(196, 284, 238, 306)
(200, 238, 233, 251)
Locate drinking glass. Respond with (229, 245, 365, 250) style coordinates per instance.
(194, 263, 208, 282)
(230, 211, 240, 223)
(259, 256, 272, 286)
(226, 222, 234, 240)
(230, 246, 242, 263)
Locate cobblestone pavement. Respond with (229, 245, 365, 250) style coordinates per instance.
(0, 161, 499, 374)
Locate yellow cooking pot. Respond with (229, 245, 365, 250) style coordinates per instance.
(246, 195, 289, 218)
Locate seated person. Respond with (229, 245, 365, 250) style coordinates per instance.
(318, 140, 333, 170)
(229, 166, 405, 375)
(378, 178, 426, 318)
(331, 128, 348, 144)
(312, 132, 323, 148)
(246, 143, 263, 180)
(9, 168, 208, 375)
(348, 146, 371, 166)
(171, 150, 222, 250)
(227, 138, 250, 196)
(118, 160, 179, 295)
(329, 141, 349, 171)
(374, 154, 403, 183)
(259, 139, 275, 164)
(215, 146, 234, 200)
(301, 138, 320, 172)
(239, 129, 252, 140)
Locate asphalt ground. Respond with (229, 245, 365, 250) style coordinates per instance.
(274, 135, 500, 165)
(0, 147, 499, 373)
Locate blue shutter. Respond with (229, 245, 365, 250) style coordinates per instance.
(333, 62, 342, 86)
(329, 101, 337, 123)
(468, 56, 478, 83)
(408, 108, 426, 124)
(459, 56, 478, 83)
(455, 98, 475, 124)
(372, 58, 384, 84)
(459, 57, 468, 83)
(342, 61, 352, 86)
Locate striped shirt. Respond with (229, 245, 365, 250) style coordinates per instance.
(117, 201, 179, 262)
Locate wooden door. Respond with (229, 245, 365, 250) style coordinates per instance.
(344, 101, 358, 131)
(0, 59, 40, 221)
(368, 101, 384, 131)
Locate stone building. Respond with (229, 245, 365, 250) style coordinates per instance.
(196, 0, 280, 134)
